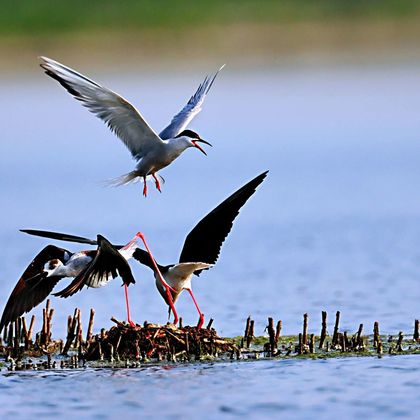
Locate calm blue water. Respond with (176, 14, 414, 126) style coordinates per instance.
(1, 356, 420, 419)
(1, 62, 420, 418)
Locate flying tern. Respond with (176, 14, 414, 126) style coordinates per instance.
(40, 57, 222, 196)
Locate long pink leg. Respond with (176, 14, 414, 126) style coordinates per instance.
(152, 174, 162, 193)
(121, 235, 140, 327)
(124, 284, 136, 327)
(142, 176, 148, 197)
(186, 288, 204, 329)
(135, 232, 179, 325)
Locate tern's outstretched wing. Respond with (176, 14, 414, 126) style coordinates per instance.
(178, 171, 268, 275)
(40, 56, 164, 160)
(21, 229, 97, 246)
(54, 235, 135, 298)
(159, 65, 224, 140)
(0, 245, 70, 332)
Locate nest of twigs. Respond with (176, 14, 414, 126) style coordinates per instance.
(85, 319, 236, 362)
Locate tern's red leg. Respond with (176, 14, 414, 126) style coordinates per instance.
(124, 284, 136, 327)
(186, 288, 204, 329)
(152, 174, 162, 193)
(135, 232, 179, 325)
(142, 177, 148, 197)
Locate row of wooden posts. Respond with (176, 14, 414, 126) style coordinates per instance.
(2, 302, 420, 359)
(242, 311, 420, 356)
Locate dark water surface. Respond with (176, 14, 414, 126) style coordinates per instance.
(1, 63, 420, 418)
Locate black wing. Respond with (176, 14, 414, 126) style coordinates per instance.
(179, 171, 268, 274)
(54, 235, 135, 298)
(0, 245, 70, 333)
(20, 229, 124, 249)
(20, 229, 98, 245)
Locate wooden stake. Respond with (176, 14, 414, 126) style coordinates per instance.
(397, 332, 404, 352)
(332, 311, 340, 347)
(309, 334, 315, 354)
(340, 333, 346, 352)
(343, 331, 350, 349)
(76, 310, 83, 347)
(243, 316, 251, 347)
(86, 309, 95, 343)
(267, 317, 276, 355)
(28, 315, 35, 344)
(275, 320, 282, 344)
(302, 313, 308, 346)
(414, 319, 419, 342)
(67, 315, 72, 336)
(62, 308, 79, 355)
(246, 320, 254, 348)
(356, 324, 363, 348)
(41, 308, 47, 346)
(206, 319, 214, 330)
(319, 311, 327, 349)
(47, 309, 54, 345)
(373, 321, 379, 348)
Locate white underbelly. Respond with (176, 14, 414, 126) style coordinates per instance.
(156, 271, 192, 292)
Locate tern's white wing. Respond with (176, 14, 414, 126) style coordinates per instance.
(40, 56, 163, 160)
(159, 65, 224, 140)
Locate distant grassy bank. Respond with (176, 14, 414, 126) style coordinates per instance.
(1, 1, 420, 72)
(1, 0, 420, 36)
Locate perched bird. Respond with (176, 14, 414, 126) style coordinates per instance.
(21, 172, 268, 328)
(133, 171, 268, 328)
(40, 57, 221, 196)
(0, 233, 140, 333)
(18, 230, 180, 326)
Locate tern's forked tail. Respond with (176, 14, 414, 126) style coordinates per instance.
(105, 171, 140, 187)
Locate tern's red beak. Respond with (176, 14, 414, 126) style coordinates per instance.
(192, 139, 212, 156)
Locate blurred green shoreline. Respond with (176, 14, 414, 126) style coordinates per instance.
(1, 1, 420, 72)
(2, 1, 420, 36)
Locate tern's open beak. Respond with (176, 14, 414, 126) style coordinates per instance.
(192, 139, 212, 156)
